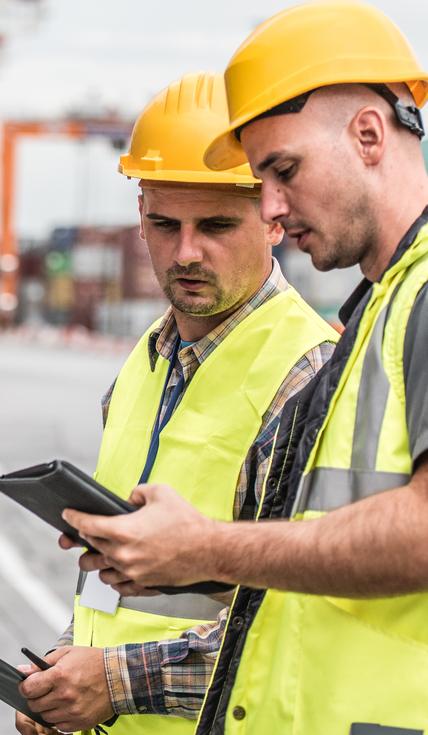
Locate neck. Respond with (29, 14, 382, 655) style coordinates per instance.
(362, 176, 428, 282)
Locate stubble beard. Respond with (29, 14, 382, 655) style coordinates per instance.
(163, 283, 225, 315)
(162, 270, 235, 316)
(312, 193, 379, 272)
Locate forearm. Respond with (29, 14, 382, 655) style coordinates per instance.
(64, 468, 428, 595)
(53, 617, 74, 648)
(209, 480, 428, 597)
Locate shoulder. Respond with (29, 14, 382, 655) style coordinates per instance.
(403, 282, 428, 463)
(403, 281, 428, 380)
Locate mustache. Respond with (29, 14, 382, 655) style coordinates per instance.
(167, 264, 217, 283)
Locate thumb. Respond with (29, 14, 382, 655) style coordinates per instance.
(17, 664, 34, 675)
(128, 484, 150, 506)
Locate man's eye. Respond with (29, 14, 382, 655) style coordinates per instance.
(152, 221, 178, 230)
(276, 164, 297, 182)
(201, 222, 236, 233)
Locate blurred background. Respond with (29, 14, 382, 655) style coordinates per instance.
(0, 0, 427, 730)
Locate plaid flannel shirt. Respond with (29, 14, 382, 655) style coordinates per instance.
(58, 258, 335, 718)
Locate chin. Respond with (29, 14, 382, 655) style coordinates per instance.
(309, 253, 339, 272)
(173, 299, 214, 315)
(310, 244, 353, 272)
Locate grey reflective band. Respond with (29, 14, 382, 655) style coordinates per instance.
(77, 571, 86, 595)
(293, 467, 410, 514)
(351, 305, 390, 471)
(293, 283, 413, 515)
(78, 571, 225, 619)
(351, 724, 423, 735)
(403, 282, 428, 461)
(120, 592, 225, 620)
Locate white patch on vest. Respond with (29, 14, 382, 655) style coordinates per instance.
(79, 571, 120, 615)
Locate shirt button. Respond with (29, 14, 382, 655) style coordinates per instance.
(268, 476, 277, 488)
(233, 706, 246, 721)
(231, 616, 244, 631)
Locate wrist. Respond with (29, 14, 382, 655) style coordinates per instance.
(205, 520, 240, 585)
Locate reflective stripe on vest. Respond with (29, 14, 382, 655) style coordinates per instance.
(77, 571, 225, 620)
(293, 285, 415, 515)
(294, 467, 410, 514)
(73, 288, 337, 735)
(351, 303, 391, 470)
(294, 297, 411, 514)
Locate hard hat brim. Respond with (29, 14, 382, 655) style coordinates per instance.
(205, 75, 428, 173)
(204, 128, 248, 172)
(119, 160, 256, 184)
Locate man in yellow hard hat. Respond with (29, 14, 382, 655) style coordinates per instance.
(61, 2, 428, 733)
(16, 72, 336, 735)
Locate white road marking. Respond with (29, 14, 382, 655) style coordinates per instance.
(0, 534, 71, 633)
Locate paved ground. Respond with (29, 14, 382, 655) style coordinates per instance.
(0, 333, 130, 733)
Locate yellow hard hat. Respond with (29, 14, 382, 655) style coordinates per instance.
(205, 0, 428, 171)
(119, 72, 259, 188)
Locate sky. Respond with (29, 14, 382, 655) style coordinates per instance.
(0, 0, 427, 238)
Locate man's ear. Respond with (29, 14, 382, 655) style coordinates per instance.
(266, 222, 284, 247)
(349, 106, 386, 166)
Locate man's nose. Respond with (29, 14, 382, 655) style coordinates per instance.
(175, 226, 203, 266)
(260, 181, 291, 224)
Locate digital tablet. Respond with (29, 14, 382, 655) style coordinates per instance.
(0, 658, 49, 727)
(0, 459, 135, 552)
(0, 459, 233, 595)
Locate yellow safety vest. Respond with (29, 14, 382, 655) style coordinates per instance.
(73, 289, 337, 735)
(222, 224, 428, 734)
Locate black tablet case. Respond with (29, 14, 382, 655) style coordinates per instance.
(0, 460, 134, 551)
(0, 659, 49, 727)
(0, 460, 232, 595)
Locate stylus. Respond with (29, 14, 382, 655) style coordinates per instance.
(21, 648, 52, 671)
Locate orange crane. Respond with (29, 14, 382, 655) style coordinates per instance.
(0, 118, 132, 323)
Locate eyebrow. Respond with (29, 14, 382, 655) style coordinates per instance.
(256, 151, 284, 173)
(199, 216, 242, 225)
(146, 213, 178, 221)
(146, 213, 242, 225)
